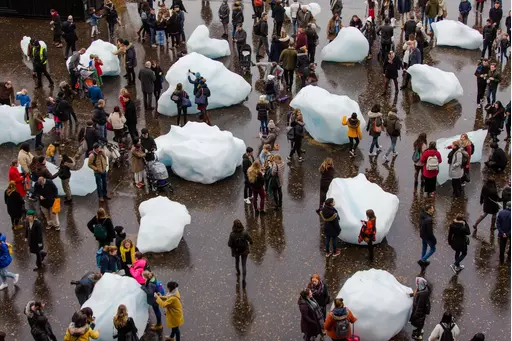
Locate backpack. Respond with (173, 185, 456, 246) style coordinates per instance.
(470, 142, 475, 155)
(373, 117, 382, 133)
(287, 126, 295, 140)
(155, 280, 165, 295)
(93, 222, 107, 241)
(141, 11, 148, 20)
(394, 119, 402, 133)
(253, 20, 262, 35)
(95, 248, 103, 268)
(440, 324, 454, 341)
(426, 155, 439, 171)
(461, 150, 469, 165)
(412, 149, 421, 163)
(334, 312, 350, 338)
(233, 233, 247, 249)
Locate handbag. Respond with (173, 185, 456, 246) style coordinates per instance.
(106, 121, 113, 131)
(51, 198, 61, 214)
(195, 88, 206, 105)
(182, 94, 192, 108)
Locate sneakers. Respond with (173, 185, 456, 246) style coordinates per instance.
(325, 252, 332, 258)
(298, 156, 304, 162)
(151, 323, 163, 331)
(369, 151, 377, 156)
(13, 274, 19, 284)
(383, 154, 388, 162)
(287, 156, 292, 162)
(349, 149, 355, 157)
(332, 250, 341, 257)
(392, 152, 398, 157)
(244, 198, 251, 204)
(451, 264, 465, 273)
(0, 283, 7, 290)
(55, 226, 61, 231)
(136, 182, 144, 188)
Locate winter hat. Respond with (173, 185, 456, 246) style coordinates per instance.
(195, 72, 201, 78)
(351, 112, 358, 119)
(268, 120, 276, 130)
(27, 210, 35, 216)
(267, 75, 275, 81)
(415, 277, 428, 291)
(114, 226, 125, 234)
(366, 16, 372, 22)
(259, 95, 267, 101)
(141, 128, 149, 134)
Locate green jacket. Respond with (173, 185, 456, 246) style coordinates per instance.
(426, 0, 439, 18)
(279, 48, 298, 71)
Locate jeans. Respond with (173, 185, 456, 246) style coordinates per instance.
(97, 124, 107, 139)
(420, 7, 425, 24)
(385, 136, 398, 156)
(348, 136, 359, 150)
(170, 327, 180, 341)
(244, 180, 252, 199)
(487, 86, 497, 105)
(257, 35, 270, 56)
(325, 235, 337, 253)
(427, 17, 434, 32)
(369, 135, 380, 153)
(0, 267, 16, 284)
(460, 13, 468, 24)
(292, 18, 298, 35)
(482, 39, 492, 58)
(454, 248, 467, 266)
(150, 28, 156, 44)
(499, 235, 511, 263)
(273, 186, 283, 207)
(35, 132, 43, 148)
(152, 303, 162, 325)
(421, 239, 436, 262)
(235, 254, 248, 278)
(156, 30, 165, 45)
(259, 119, 268, 135)
(94, 172, 108, 198)
(232, 23, 237, 38)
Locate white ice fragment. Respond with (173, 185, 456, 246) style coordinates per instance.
(66, 39, 121, 76)
(432, 20, 483, 50)
(407, 64, 463, 106)
(285, 2, 321, 19)
(320, 27, 369, 63)
(186, 25, 230, 58)
(0, 105, 53, 145)
(20, 36, 47, 58)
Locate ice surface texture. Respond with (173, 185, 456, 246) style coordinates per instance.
(66, 39, 121, 76)
(321, 27, 369, 63)
(82, 273, 149, 341)
(326, 174, 399, 244)
(335, 269, 413, 341)
(436, 129, 487, 185)
(157, 52, 251, 116)
(137, 196, 191, 253)
(155, 122, 246, 184)
(289, 86, 366, 145)
(285, 2, 321, 19)
(186, 25, 231, 58)
(0, 105, 53, 145)
(407, 64, 463, 106)
(20, 36, 47, 58)
(46, 158, 105, 196)
(432, 20, 483, 50)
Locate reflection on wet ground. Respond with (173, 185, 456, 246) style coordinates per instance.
(0, 0, 510, 339)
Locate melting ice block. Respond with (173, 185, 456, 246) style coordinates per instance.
(46, 158, 106, 196)
(432, 20, 483, 50)
(407, 64, 463, 106)
(187, 25, 231, 58)
(285, 2, 321, 18)
(66, 39, 121, 76)
(0, 105, 53, 145)
(321, 27, 369, 63)
(326, 174, 398, 244)
(20, 36, 48, 58)
(436, 129, 487, 185)
(82, 273, 148, 341)
(157, 52, 251, 116)
(335, 269, 413, 341)
(289, 86, 365, 145)
(137, 196, 191, 253)
(155, 122, 246, 184)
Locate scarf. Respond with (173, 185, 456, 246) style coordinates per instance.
(306, 298, 324, 327)
(415, 277, 427, 292)
(310, 281, 324, 298)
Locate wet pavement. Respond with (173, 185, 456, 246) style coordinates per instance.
(0, 0, 511, 340)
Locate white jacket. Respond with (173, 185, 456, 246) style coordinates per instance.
(290, 2, 300, 18)
(108, 111, 126, 130)
(428, 323, 460, 341)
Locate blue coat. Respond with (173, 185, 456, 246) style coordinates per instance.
(459, 1, 472, 15)
(398, 0, 411, 13)
(497, 208, 511, 238)
(87, 85, 103, 104)
(0, 238, 12, 268)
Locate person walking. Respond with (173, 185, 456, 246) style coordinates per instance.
(298, 288, 324, 341)
(342, 113, 363, 157)
(218, 0, 230, 37)
(123, 95, 138, 141)
(447, 140, 466, 197)
(113, 305, 139, 340)
(412, 133, 427, 188)
(287, 114, 305, 162)
(88, 144, 110, 203)
(420, 141, 442, 197)
(409, 277, 431, 340)
(4, 182, 25, 230)
(49, 9, 63, 48)
(366, 104, 384, 156)
(62, 16, 78, 59)
(320, 198, 341, 258)
(104, 0, 120, 38)
(138, 61, 156, 110)
(279, 43, 298, 91)
(0, 233, 19, 290)
(142, 271, 164, 331)
(29, 40, 54, 89)
(382, 50, 402, 96)
(255, 14, 270, 58)
(242, 147, 255, 204)
(87, 208, 115, 248)
(231, 3, 244, 39)
(25, 210, 47, 271)
(448, 214, 471, 273)
(324, 298, 357, 341)
(33, 177, 60, 230)
(273, 1, 285, 36)
(155, 281, 184, 341)
(247, 160, 265, 213)
(26, 301, 58, 341)
(497, 202, 511, 264)
(428, 312, 460, 341)
(383, 107, 401, 161)
(318, 158, 335, 210)
(228, 219, 253, 283)
(473, 179, 501, 230)
(358, 209, 377, 261)
(418, 204, 436, 267)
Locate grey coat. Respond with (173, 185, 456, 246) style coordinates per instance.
(138, 68, 156, 93)
(448, 149, 464, 179)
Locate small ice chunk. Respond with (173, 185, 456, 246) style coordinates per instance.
(407, 64, 463, 106)
(0, 105, 53, 145)
(66, 39, 121, 76)
(285, 2, 321, 19)
(20, 36, 47, 58)
(334, 269, 413, 341)
(321, 27, 369, 63)
(326, 174, 399, 244)
(432, 20, 483, 50)
(137, 196, 191, 253)
(155, 122, 246, 184)
(186, 25, 231, 58)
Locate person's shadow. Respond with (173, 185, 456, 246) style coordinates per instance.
(231, 282, 256, 336)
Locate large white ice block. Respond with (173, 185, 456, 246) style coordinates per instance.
(137, 196, 191, 253)
(321, 27, 369, 63)
(46, 158, 107, 196)
(20, 36, 48, 58)
(436, 129, 487, 185)
(0, 105, 53, 145)
(157, 52, 251, 116)
(66, 39, 121, 76)
(285, 2, 321, 19)
(326, 174, 398, 244)
(289, 86, 365, 145)
(432, 20, 483, 50)
(407, 64, 463, 106)
(82, 273, 149, 341)
(186, 25, 231, 59)
(335, 269, 413, 341)
(155, 122, 246, 184)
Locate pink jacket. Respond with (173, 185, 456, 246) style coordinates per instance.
(129, 258, 147, 284)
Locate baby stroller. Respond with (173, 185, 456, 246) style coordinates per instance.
(76, 67, 95, 99)
(104, 142, 125, 168)
(239, 44, 253, 73)
(145, 156, 172, 194)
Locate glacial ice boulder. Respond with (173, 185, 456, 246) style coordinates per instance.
(82, 273, 149, 341)
(335, 269, 413, 341)
(157, 52, 251, 116)
(20, 36, 47, 58)
(46, 158, 108, 196)
(289, 86, 365, 145)
(321, 27, 369, 63)
(66, 39, 121, 76)
(326, 174, 399, 244)
(137, 196, 191, 253)
(407, 64, 463, 106)
(0, 105, 53, 145)
(187, 25, 231, 58)
(285, 2, 321, 19)
(432, 20, 483, 50)
(436, 129, 487, 185)
(155, 122, 246, 184)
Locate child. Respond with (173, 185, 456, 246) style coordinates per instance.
(47, 98, 62, 139)
(89, 54, 104, 86)
(114, 225, 127, 249)
(89, 8, 102, 38)
(46, 143, 56, 163)
(16, 89, 31, 122)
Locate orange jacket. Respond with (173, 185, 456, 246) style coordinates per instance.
(324, 307, 357, 340)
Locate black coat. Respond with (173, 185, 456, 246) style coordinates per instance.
(125, 45, 137, 68)
(502, 186, 511, 207)
(269, 38, 281, 63)
(242, 153, 254, 181)
(489, 7, 503, 24)
(273, 4, 285, 21)
(74, 271, 96, 305)
(124, 100, 137, 126)
(310, 282, 329, 308)
(228, 230, 253, 256)
(298, 297, 322, 336)
(61, 21, 78, 42)
(490, 148, 507, 170)
(383, 55, 403, 79)
(26, 219, 44, 254)
(92, 105, 107, 125)
(5, 190, 25, 219)
(448, 220, 470, 251)
(480, 184, 501, 214)
(100, 252, 121, 274)
(320, 167, 335, 190)
(87, 217, 115, 243)
(404, 19, 417, 39)
(114, 317, 138, 340)
(33, 179, 58, 209)
(419, 211, 436, 243)
(79, 126, 106, 154)
(256, 102, 269, 121)
(378, 24, 394, 44)
(54, 98, 72, 122)
(409, 285, 431, 327)
(152, 66, 164, 91)
(320, 205, 341, 237)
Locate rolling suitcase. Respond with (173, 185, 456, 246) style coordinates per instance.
(348, 323, 360, 341)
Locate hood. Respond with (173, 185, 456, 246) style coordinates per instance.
(348, 117, 360, 128)
(332, 307, 347, 317)
(135, 258, 147, 268)
(67, 322, 88, 336)
(320, 205, 338, 222)
(387, 111, 397, 120)
(367, 110, 382, 119)
(127, 43, 135, 51)
(415, 277, 428, 291)
(24, 301, 35, 317)
(0, 234, 5, 242)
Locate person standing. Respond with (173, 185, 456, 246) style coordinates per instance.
(54, 92, 72, 143)
(124, 40, 137, 85)
(29, 40, 54, 89)
(25, 210, 47, 271)
(62, 15, 78, 59)
(408, 277, 431, 340)
(425, 0, 439, 31)
(279, 43, 298, 91)
(88, 144, 110, 203)
(324, 298, 357, 341)
(123, 95, 138, 141)
(473, 179, 501, 230)
(92, 99, 108, 139)
(308, 274, 330, 319)
(29, 103, 45, 150)
(151, 60, 164, 108)
(428, 312, 460, 341)
(287, 115, 305, 162)
(305, 23, 319, 63)
(67, 48, 86, 90)
(87, 80, 103, 107)
(87, 208, 115, 248)
(131, 138, 146, 188)
(234, 24, 247, 61)
(448, 215, 471, 273)
(256, 95, 270, 135)
(342, 113, 363, 157)
(108, 106, 126, 143)
(270, 154, 285, 209)
(228, 219, 253, 283)
(412, 133, 427, 188)
(318, 158, 335, 210)
(0, 233, 19, 290)
(401, 41, 421, 89)
(382, 50, 402, 96)
(298, 289, 324, 341)
(104, 0, 120, 38)
(366, 104, 384, 156)
(489, 1, 503, 26)
(0, 81, 15, 105)
(171, 83, 190, 126)
(418, 204, 436, 266)
(358, 209, 377, 261)
(218, 0, 230, 38)
(142, 271, 164, 331)
(486, 62, 501, 105)
(4, 182, 25, 229)
(320, 198, 341, 258)
(49, 9, 63, 48)
(231, 2, 244, 39)
(8, 160, 26, 197)
(33, 177, 60, 230)
(56, 154, 74, 204)
(113, 305, 138, 340)
(155, 281, 184, 341)
(377, 18, 393, 62)
(459, 0, 472, 24)
(497, 202, 511, 264)
(273, 1, 285, 36)
(482, 19, 495, 58)
(242, 147, 255, 204)
(139, 61, 156, 110)
(383, 107, 401, 161)
(255, 14, 270, 58)
(420, 141, 442, 197)
(290, 0, 301, 35)
(475, 59, 490, 107)
(447, 140, 466, 197)
(247, 160, 266, 213)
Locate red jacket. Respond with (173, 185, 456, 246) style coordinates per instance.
(8, 166, 25, 197)
(420, 149, 442, 178)
(295, 32, 308, 50)
(94, 60, 103, 77)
